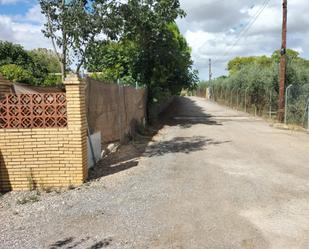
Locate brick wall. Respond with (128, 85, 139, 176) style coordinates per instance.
(0, 74, 88, 191)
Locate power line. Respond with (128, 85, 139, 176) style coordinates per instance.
(211, 0, 271, 68)
(222, 0, 271, 59)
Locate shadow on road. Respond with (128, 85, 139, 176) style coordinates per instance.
(145, 136, 230, 157)
(48, 236, 112, 249)
(89, 97, 226, 180)
(160, 97, 222, 128)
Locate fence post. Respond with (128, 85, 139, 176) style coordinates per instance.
(269, 90, 272, 119)
(306, 97, 309, 130)
(236, 89, 240, 110)
(284, 84, 293, 124)
(230, 87, 237, 108)
(245, 87, 249, 113)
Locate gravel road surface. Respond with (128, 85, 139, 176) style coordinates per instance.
(1, 97, 309, 249)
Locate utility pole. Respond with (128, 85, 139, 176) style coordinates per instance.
(278, 0, 287, 122)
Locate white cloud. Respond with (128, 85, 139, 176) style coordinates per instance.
(0, 12, 51, 50)
(178, 0, 309, 79)
(0, 0, 20, 4)
(25, 4, 45, 24)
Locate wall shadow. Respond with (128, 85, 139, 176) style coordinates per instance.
(0, 149, 11, 193)
(89, 139, 145, 180)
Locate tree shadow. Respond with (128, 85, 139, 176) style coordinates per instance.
(145, 136, 230, 157)
(49, 237, 112, 249)
(159, 96, 222, 128)
(89, 96, 226, 180)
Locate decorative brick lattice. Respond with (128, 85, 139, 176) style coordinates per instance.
(0, 93, 67, 129)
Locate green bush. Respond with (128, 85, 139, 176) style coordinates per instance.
(0, 64, 33, 83)
(201, 53, 309, 126)
(43, 74, 62, 86)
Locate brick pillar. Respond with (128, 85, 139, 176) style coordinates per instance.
(64, 74, 88, 182)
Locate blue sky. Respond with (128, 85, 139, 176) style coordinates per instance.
(1, 0, 309, 80)
(0, 0, 40, 17)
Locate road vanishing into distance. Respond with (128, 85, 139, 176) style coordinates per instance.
(1, 97, 309, 249)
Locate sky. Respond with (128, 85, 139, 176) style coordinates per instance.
(0, 0, 308, 80)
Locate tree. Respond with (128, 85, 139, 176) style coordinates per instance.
(228, 56, 258, 75)
(0, 41, 33, 68)
(40, 0, 70, 81)
(271, 49, 300, 63)
(40, 0, 121, 81)
(29, 48, 61, 73)
(86, 22, 198, 95)
(0, 41, 47, 84)
(87, 40, 138, 84)
(119, 0, 197, 99)
(0, 41, 64, 85)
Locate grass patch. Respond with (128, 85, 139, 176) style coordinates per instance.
(16, 193, 40, 205)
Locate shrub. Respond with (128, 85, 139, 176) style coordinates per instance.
(43, 74, 62, 86)
(0, 64, 33, 83)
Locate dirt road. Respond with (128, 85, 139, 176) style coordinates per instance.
(1, 97, 309, 249)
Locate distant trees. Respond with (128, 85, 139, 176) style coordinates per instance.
(0, 41, 61, 85)
(208, 49, 309, 125)
(29, 48, 61, 74)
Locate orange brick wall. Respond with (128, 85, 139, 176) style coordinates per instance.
(0, 74, 88, 191)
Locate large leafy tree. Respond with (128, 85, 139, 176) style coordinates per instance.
(121, 0, 198, 98)
(120, 0, 185, 87)
(86, 0, 198, 98)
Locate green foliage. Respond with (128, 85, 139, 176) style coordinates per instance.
(207, 49, 309, 125)
(228, 56, 272, 75)
(0, 41, 32, 67)
(43, 74, 62, 86)
(271, 49, 300, 63)
(86, 1, 198, 100)
(87, 40, 138, 85)
(29, 48, 61, 73)
(120, 0, 197, 98)
(0, 41, 63, 85)
(0, 64, 33, 83)
(40, 0, 121, 76)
